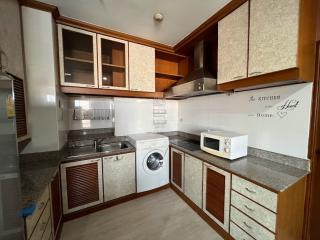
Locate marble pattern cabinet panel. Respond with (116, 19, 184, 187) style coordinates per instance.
(248, 0, 299, 77)
(103, 152, 136, 201)
(218, 2, 249, 84)
(128, 42, 155, 92)
(184, 154, 203, 208)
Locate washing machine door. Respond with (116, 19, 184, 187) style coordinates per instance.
(143, 150, 164, 174)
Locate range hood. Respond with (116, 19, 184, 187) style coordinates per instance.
(165, 40, 223, 99)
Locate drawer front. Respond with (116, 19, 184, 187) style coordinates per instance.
(231, 190, 276, 232)
(42, 219, 52, 240)
(232, 175, 277, 212)
(26, 186, 50, 238)
(29, 201, 51, 240)
(230, 222, 255, 240)
(231, 206, 275, 240)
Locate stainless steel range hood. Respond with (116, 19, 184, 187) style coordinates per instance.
(165, 40, 223, 99)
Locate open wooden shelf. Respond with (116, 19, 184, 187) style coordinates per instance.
(61, 86, 164, 98)
(155, 78, 177, 92)
(155, 50, 189, 93)
(65, 56, 93, 64)
(155, 71, 184, 80)
(102, 62, 126, 69)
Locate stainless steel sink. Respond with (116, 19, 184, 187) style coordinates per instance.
(96, 142, 129, 153)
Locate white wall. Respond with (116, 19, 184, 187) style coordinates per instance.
(21, 7, 62, 153)
(179, 83, 313, 159)
(114, 98, 178, 136)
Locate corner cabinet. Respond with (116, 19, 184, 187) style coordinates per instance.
(58, 24, 98, 88)
(129, 42, 155, 92)
(203, 163, 230, 232)
(97, 35, 129, 90)
(103, 152, 136, 201)
(170, 148, 184, 192)
(60, 158, 103, 214)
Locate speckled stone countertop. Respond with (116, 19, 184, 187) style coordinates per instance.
(20, 151, 62, 208)
(168, 134, 309, 193)
(20, 133, 135, 209)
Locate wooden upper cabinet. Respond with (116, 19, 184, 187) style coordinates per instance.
(129, 42, 155, 92)
(58, 24, 98, 88)
(217, 2, 249, 84)
(97, 35, 129, 90)
(248, 0, 299, 77)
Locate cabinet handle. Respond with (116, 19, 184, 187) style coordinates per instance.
(38, 201, 45, 210)
(243, 221, 252, 229)
(249, 71, 262, 76)
(244, 204, 255, 212)
(114, 156, 122, 161)
(131, 88, 140, 91)
(232, 75, 244, 80)
(40, 221, 47, 231)
(245, 187, 256, 194)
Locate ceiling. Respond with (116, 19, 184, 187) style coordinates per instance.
(39, 0, 230, 46)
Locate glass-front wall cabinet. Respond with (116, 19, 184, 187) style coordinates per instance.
(98, 35, 128, 90)
(58, 25, 98, 88)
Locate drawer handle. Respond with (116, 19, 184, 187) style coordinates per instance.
(244, 204, 255, 212)
(249, 71, 262, 76)
(243, 221, 252, 229)
(232, 75, 244, 80)
(40, 221, 47, 231)
(245, 187, 256, 194)
(115, 156, 121, 161)
(38, 201, 45, 210)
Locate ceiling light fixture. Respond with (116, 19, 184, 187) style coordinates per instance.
(153, 12, 164, 22)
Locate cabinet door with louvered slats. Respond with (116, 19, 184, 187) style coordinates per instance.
(61, 158, 103, 214)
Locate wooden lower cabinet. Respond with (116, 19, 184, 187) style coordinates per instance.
(231, 175, 306, 240)
(103, 152, 136, 201)
(203, 163, 231, 232)
(60, 158, 103, 214)
(50, 170, 62, 239)
(25, 186, 52, 240)
(184, 154, 202, 208)
(170, 148, 184, 191)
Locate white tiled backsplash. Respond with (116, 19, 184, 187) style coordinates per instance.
(68, 96, 114, 130)
(65, 83, 312, 159)
(114, 97, 179, 136)
(179, 83, 313, 159)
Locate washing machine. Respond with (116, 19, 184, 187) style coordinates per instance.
(128, 133, 169, 193)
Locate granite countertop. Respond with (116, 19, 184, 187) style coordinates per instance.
(169, 135, 309, 193)
(20, 138, 135, 209)
(20, 151, 62, 209)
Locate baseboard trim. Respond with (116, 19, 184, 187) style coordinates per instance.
(63, 184, 170, 222)
(170, 184, 233, 240)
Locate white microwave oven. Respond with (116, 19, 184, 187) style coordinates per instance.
(200, 130, 248, 160)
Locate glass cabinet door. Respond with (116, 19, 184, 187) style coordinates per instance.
(97, 35, 128, 90)
(58, 25, 98, 88)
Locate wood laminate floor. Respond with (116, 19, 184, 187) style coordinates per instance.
(61, 188, 223, 240)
